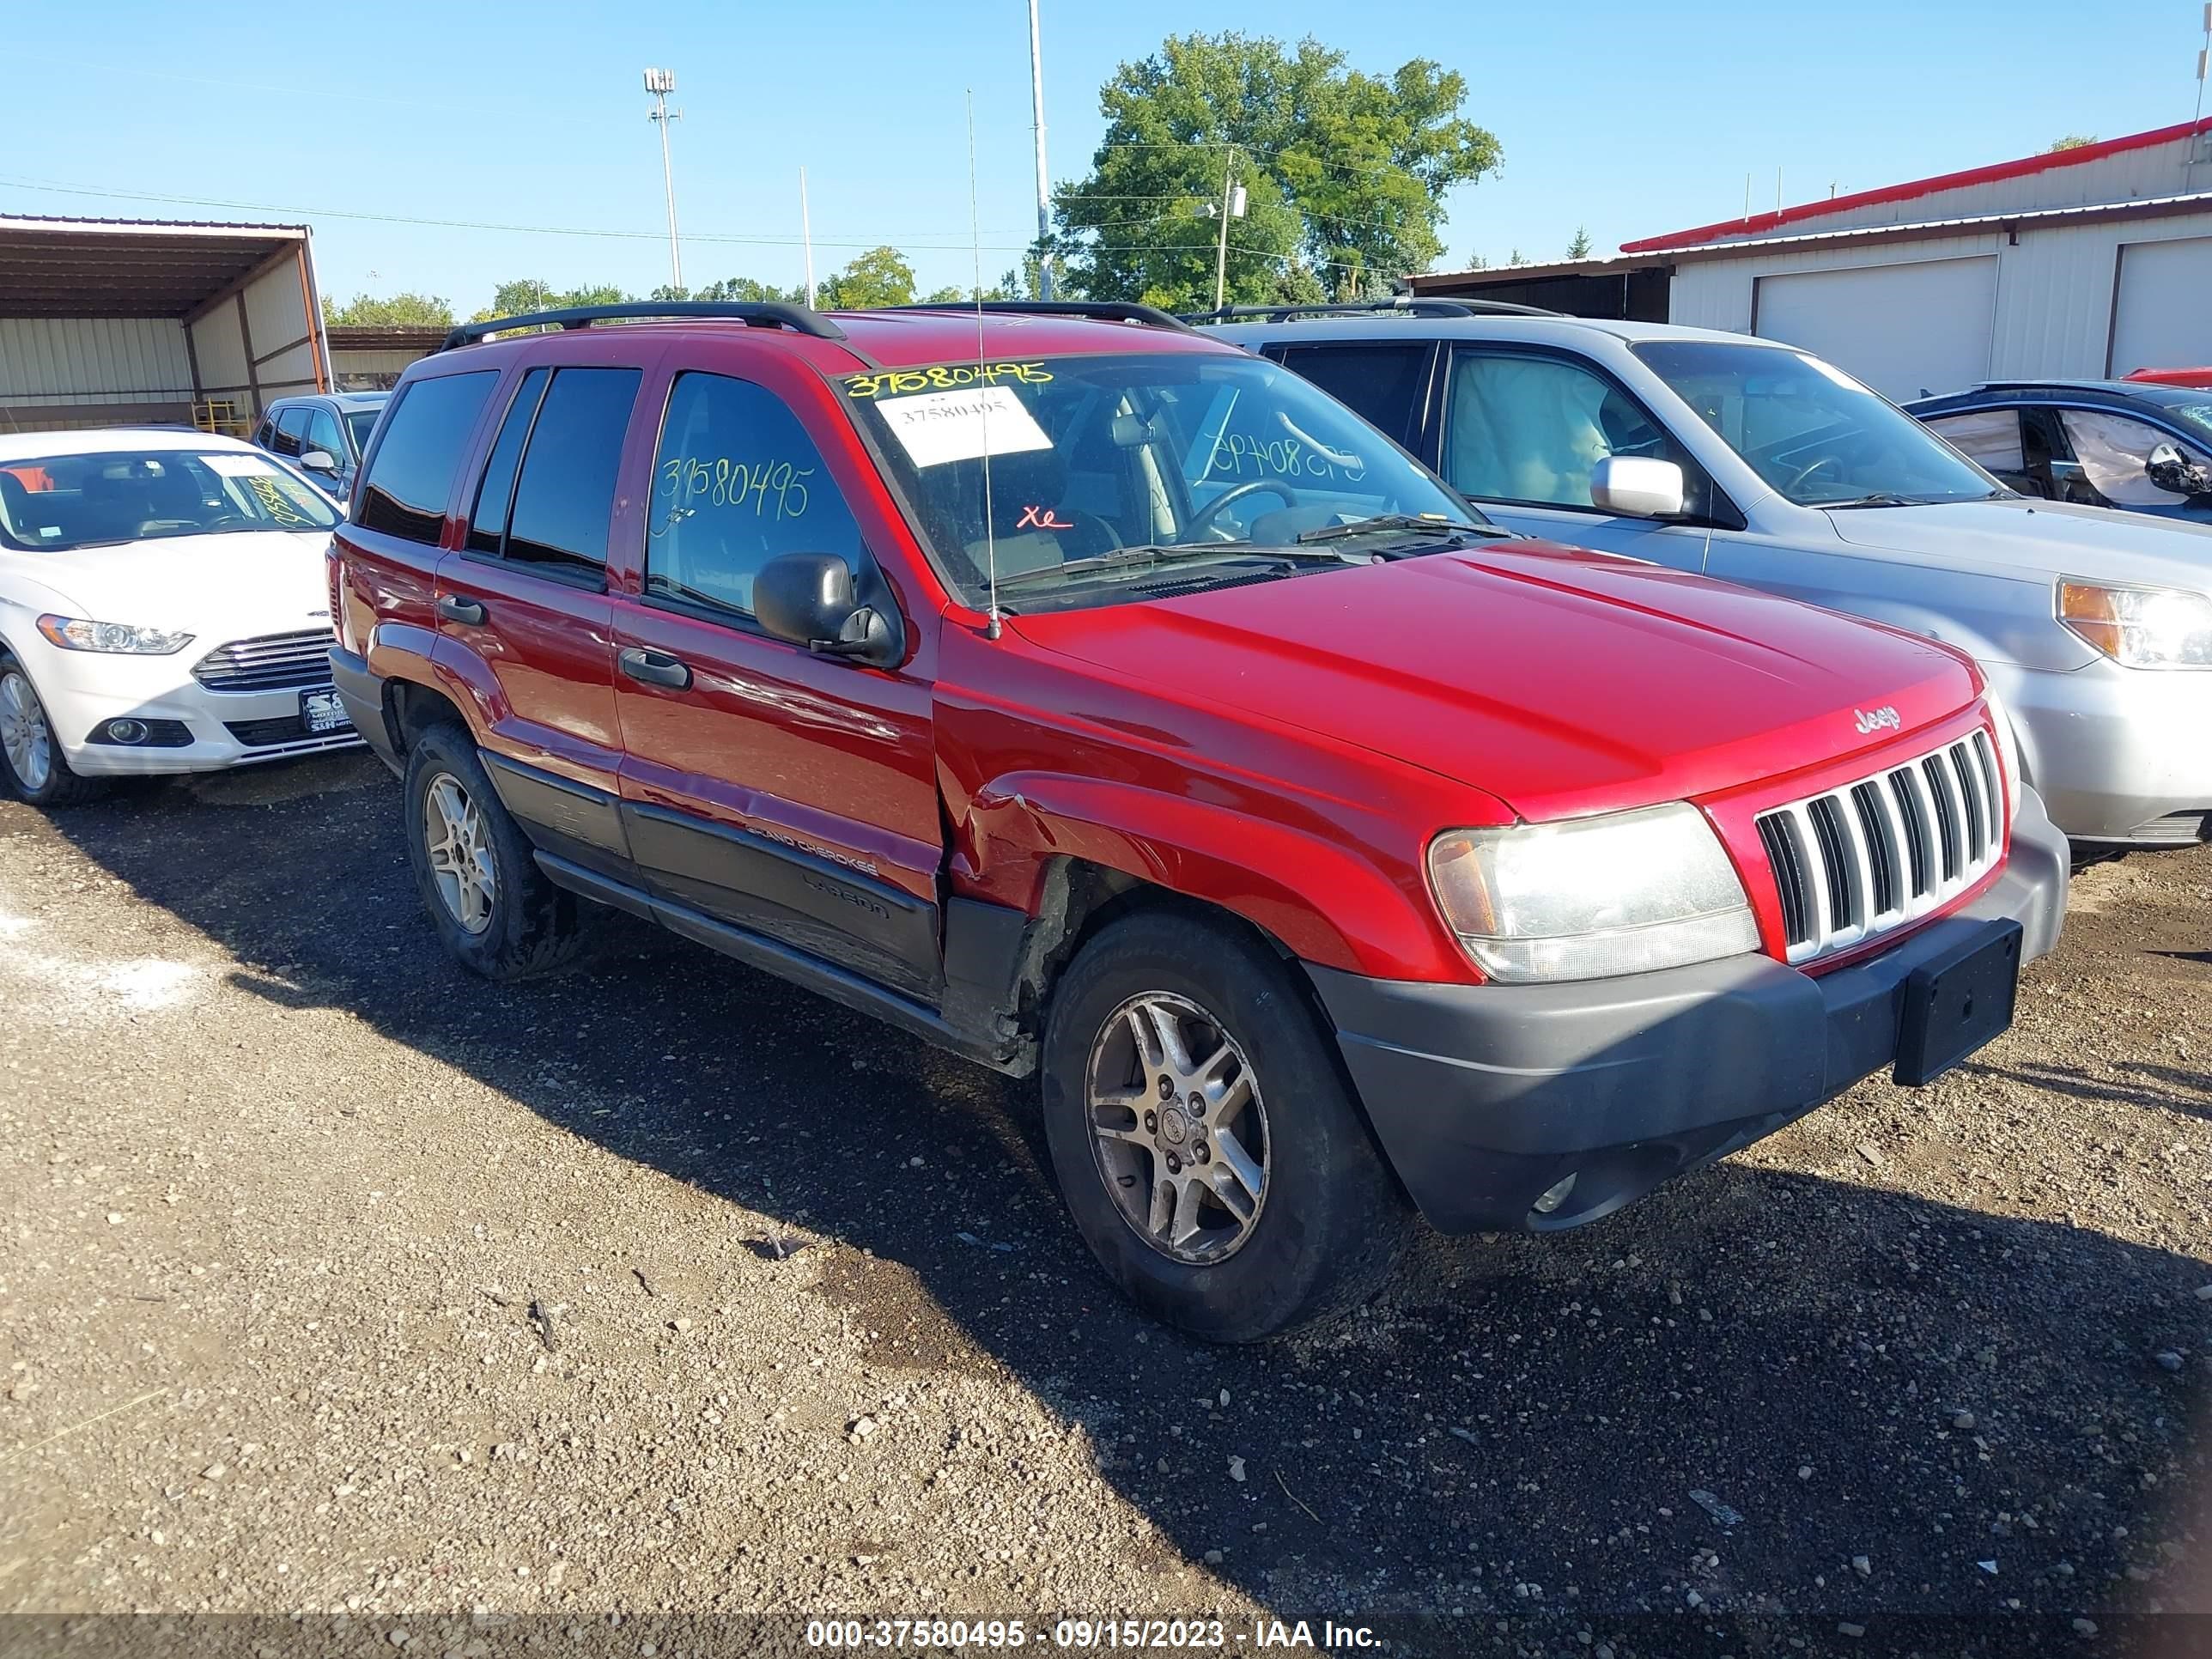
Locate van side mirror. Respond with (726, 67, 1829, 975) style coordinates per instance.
(753, 550, 900, 666)
(2145, 441, 2212, 497)
(1589, 455, 1687, 519)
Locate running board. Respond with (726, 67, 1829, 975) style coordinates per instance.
(532, 850, 1024, 1074)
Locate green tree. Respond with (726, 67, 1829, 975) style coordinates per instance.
(816, 246, 918, 309)
(1054, 32, 1501, 310)
(322, 291, 454, 328)
(2047, 134, 2097, 151)
(469, 280, 629, 323)
(1507, 248, 1529, 266)
(1565, 226, 1593, 259)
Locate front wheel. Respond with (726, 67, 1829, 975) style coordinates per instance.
(402, 724, 583, 979)
(0, 656, 106, 808)
(1041, 911, 1412, 1342)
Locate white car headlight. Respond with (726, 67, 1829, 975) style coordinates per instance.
(1980, 687, 2023, 823)
(2057, 580, 2212, 669)
(35, 615, 195, 655)
(1427, 802, 1760, 982)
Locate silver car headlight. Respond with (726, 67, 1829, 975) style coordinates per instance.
(2057, 580, 2212, 669)
(35, 615, 195, 655)
(1427, 802, 1760, 982)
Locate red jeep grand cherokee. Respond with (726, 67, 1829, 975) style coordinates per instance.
(329, 300, 2068, 1342)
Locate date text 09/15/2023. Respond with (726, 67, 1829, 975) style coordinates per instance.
(804, 1618, 1381, 1650)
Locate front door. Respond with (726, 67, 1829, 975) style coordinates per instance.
(609, 360, 943, 1001)
(1435, 346, 1718, 574)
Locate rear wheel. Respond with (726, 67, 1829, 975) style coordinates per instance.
(402, 723, 583, 979)
(1041, 910, 1412, 1342)
(0, 656, 106, 808)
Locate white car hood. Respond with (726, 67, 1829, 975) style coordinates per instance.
(5, 530, 335, 646)
(1823, 496, 2212, 589)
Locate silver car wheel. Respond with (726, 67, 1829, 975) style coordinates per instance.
(0, 671, 53, 793)
(422, 771, 497, 935)
(1086, 990, 1269, 1265)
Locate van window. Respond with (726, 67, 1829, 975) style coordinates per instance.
(356, 373, 500, 544)
(1272, 343, 1430, 449)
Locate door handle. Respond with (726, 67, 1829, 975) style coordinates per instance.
(619, 646, 693, 690)
(436, 594, 486, 626)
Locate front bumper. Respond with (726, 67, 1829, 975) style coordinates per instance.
(1307, 785, 2069, 1235)
(40, 653, 362, 776)
(1990, 657, 2212, 845)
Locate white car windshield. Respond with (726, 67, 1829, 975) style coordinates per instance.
(0, 448, 340, 553)
(837, 351, 1486, 613)
(1634, 341, 2006, 507)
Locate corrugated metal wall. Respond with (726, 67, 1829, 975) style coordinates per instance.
(0, 317, 194, 427)
(1668, 210, 2212, 382)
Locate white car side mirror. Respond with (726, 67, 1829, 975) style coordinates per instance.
(1589, 456, 1686, 520)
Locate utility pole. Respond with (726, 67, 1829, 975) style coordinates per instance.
(1028, 0, 1054, 300)
(643, 67, 684, 293)
(1209, 149, 1244, 311)
(800, 167, 817, 308)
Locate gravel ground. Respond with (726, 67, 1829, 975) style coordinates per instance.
(1, 753, 2206, 1651)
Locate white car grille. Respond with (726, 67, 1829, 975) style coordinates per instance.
(1755, 730, 2005, 965)
(191, 630, 333, 693)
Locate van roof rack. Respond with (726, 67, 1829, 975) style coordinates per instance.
(439, 301, 848, 352)
(1182, 298, 1564, 323)
(890, 299, 1196, 333)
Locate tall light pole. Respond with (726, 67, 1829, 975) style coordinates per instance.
(1027, 0, 1054, 300)
(643, 67, 684, 294)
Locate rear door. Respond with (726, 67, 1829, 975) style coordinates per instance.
(608, 353, 944, 1001)
(434, 353, 657, 880)
(1434, 344, 1723, 572)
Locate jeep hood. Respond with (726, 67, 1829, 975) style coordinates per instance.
(1013, 542, 1981, 822)
(1822, 495, 2212, 586)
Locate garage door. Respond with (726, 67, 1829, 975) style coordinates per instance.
(1752, 257, 1997, 402)
(2108, 235, 2212, 377)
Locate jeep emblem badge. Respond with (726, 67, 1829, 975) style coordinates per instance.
(1854, 705, 1902, 735)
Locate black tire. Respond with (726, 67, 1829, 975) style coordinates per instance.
(401, 723, 583, 979)
(1040, 909, 1413, 1343)
(0, 653, 107, 808)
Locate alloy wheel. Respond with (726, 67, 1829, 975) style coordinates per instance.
(0, 672, 52, 793)
(422, 771, 497, 935)
(1085, 991, 1270, 1265)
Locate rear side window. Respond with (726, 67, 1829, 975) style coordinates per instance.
(356, 372, 499, 544)
(645, 372, 862, 617)
(1273, 343, 1431, 448)
(500, 367, 641, 577)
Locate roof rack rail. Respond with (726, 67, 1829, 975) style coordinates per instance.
(1182, 298, 1564, 323)
(439, 301, 848, 352)
(890, 299, 1196, 333)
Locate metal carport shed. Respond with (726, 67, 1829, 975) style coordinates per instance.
(0, 215, 329, 434)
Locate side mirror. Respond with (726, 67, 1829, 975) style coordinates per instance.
(300, 449, 339, 473)
(753, 550, 900, 665)
(2145, 441, 2212, 497)
(1589, 455, 1687, 519)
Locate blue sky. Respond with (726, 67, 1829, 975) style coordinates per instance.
(4, 1, 2203, 311)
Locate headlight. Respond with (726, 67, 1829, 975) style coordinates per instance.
(34, 615, 194, 655)
(2057, 580, 2212, 669)
(1981, 688, 2022, 823)
(1427, 802, 1759, 982)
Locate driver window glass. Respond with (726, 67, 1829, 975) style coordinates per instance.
(1924, 409, 2024, 473)
(2056, 409, 2202, 505)
(305, 408, 346, 463)
(1274, 344, 1429, 448)
(1443, 349, 1684, 512)
(270, 407, 311, 457)
(646, 372, 863, 618)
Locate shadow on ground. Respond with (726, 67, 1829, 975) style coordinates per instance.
(21, 754, 2211, 1624)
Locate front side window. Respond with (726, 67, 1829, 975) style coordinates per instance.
(1636, 340, 2003, 507)
(271, 406, 312, 458)
(1923, 408, 2026, 474)
(0, 449, 339, 552)
(498, 367, 641, 576)
(840, 351, 1480, 614)
(1273, 343, 1431, 448)
(2055, 408, 2209, 507)
(1443, 349, 1690, 511)
(646, 372, 865, 617)
(305, 407, 347, 465)
(357, 371, 500, 544)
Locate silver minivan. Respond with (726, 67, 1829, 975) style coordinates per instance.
(1208, 306, 2212, 850)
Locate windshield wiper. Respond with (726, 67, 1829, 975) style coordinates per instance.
(1820, 493, 1919, 509)
(1296, 513, 1505, 544)
(991, 541, 1341, 591)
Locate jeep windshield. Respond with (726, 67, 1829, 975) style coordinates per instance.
(1633, 340, 2008, 508)
(841, 351, 1485, 613)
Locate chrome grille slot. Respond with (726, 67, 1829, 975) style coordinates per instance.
(1754, 731, 2005, 965)
(191, 630, 334, 694)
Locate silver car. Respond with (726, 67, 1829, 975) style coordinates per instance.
(1207, 306, 2212, 849)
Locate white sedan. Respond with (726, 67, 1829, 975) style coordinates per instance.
(0, 428, 361, 806)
